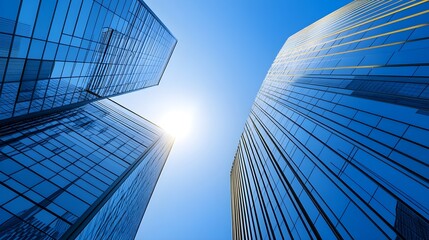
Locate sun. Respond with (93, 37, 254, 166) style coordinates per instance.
(159, 109, 193, 138)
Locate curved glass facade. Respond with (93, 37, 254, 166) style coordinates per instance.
(231, 1, 429, 239)
(0, 0, 176, 121)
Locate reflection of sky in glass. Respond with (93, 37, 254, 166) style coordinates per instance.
(0, 99, 172, 239)
(230, 1, 429, 239)
(0, 0, 175, 121)
(115, 0, 350, 239)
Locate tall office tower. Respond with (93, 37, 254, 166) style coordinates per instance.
(0, 99, 174, 239)
(0, 0, 176, 238)
(231, 1, 429, 239)
(0, 0, 176, 121)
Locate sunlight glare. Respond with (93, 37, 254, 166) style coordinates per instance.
(160, 109, 193, 138)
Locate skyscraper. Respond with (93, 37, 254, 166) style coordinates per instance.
(0, 100, 174, 239)
(0, 0, 176, 239)
(231, 1, 429, 239)
(0, 0, 176, 122)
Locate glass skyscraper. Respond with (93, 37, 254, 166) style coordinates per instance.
(0, 0, 176, 121)
(231, 1, 429, 239)
(0, 100, 174, 239)
(0, 0, 176, 239)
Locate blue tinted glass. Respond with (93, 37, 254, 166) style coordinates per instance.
(74, 0, 92, 37)
(5, 59, 25, 82)
(10, 36, 31, 58)
(0, 34, 12, 57)
(28, 40, 46, 59)
(63, 0, 82, 35)
(48, 0, 70, 42)
(33, 0, 56, 40)
(231, 1, 429, 239)
(3, 196, 34, 214)
(0, 184, 17, 205)
(16, 0, 40, 37)
(0, 2, 20, 33)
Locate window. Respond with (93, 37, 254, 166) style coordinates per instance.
(16, 0, 40, 37)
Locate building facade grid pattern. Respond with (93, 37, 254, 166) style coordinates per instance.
(231, 1, 429, 239)
(0, 0, 176, 121)
(0, 0, 176, 239)
(0, 100, 172, 239)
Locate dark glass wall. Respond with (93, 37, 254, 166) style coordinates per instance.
(0, 100, 173, 239)
(0, 0, 176, 121)
(231, 1, 429, 239)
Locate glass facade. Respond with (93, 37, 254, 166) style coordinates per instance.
(231, 1, 429, 239)
(0, 99, 174, 239)
(0, 0, 175, 239)
(0, 0, 176, 121)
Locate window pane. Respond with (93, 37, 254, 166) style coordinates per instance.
(16, 0, 40, 37)
(10, 37, 31, 58)
(0, 33, 12, 57)
(33, 0, 56, 40)
(0, 1, 20, 33)
(28, 39, 46, 59)
(63, 0, 82, 35)
(5, 59, 25, 82)
(48, 0, 70, 42)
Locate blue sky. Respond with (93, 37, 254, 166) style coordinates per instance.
(115, 1, 350, 239)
